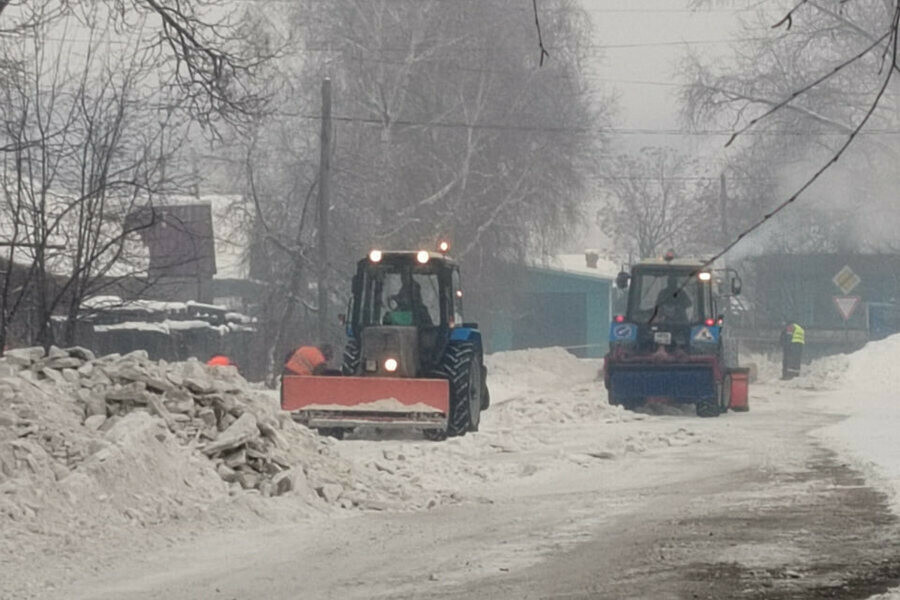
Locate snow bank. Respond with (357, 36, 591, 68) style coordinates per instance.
(0, 346, 430, 585)
(485, 346, 601, 405)
(808, 335, 900, 600)
(809, 335, 900, 516)
(744, 350, 849, 390)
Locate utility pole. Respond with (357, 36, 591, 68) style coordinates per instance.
(719, 173, 729, 246)
(317, 78, 332, 342)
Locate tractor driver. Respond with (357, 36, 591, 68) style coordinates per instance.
(655, 276, 692, 323)
(392, 279, 433, 326)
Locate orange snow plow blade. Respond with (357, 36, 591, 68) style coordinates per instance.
(280, 375, 449, 430)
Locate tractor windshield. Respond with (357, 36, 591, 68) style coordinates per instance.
(359, 265, 441, 328)
(627, 269, 711, 324)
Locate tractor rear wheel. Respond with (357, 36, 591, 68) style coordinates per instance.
(434, 342, 482, 437)
(719, 375, 733, 413)
(696, 396, 720, 418)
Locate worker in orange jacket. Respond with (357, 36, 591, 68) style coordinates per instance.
(207, 355, 236, 368)
(283, 344, 334, 376)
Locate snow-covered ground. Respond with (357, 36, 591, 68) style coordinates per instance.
(5, 339, 900, 598)
(321, 347, 706, 507)
(747, 336, 900, 516)
(815, 337, 900, 600)
(751, 337, 900, 600)
(809, 336, 900, 515)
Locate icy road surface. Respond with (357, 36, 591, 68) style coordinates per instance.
(43, 347, 900, 600)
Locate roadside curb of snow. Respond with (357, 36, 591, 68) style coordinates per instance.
(800, 336, 900, 519)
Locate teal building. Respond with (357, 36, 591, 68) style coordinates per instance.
(485, 254, 616, 358)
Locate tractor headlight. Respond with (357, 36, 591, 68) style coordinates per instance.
(383, 358, 399, 372)
(369, 249, 383, 263)
(416, 250, 429, 264)
(698, 271, 711, 281)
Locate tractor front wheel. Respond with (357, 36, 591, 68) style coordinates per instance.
(423, 428, 447, 441)
(317, 427, 348, 440)
(434, 343, 482, 437)
(341, 339, 361, 375)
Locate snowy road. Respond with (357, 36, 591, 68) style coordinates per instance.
(45, 352, 900, 600)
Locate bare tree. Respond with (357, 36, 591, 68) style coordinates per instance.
(681, 0, 900, 264)
(0, 0, 274, 131)
(0, 3, 194, 350)
(293, 0, 608, 336)
(601, 147, 716, 259)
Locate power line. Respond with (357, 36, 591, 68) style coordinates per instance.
(281, 112, 900, 136)
(583, 37, 770, 50)
(600, 175, 768, 182)
(5, 34, 773, 51)
(296, 36, 772, 53)
(236, 0, 768, 12)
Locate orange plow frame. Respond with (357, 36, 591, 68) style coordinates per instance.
(281, 375, 450, 430)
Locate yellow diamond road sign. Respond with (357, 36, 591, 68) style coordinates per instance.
(832, 265, 861, 295)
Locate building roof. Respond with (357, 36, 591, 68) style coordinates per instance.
(635, 257, 707, 269)
(545, 253, 619, 279)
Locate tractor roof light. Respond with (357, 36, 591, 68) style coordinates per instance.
(416, 250, 430, 264)
(369, 249, 383, 263)
(384, 358, 399, 372)
(664, 249, 676, 262)
(438, 240, 450, 253)
(698, 271, 712, 281)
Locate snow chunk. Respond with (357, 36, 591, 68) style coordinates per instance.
(303, 398, 442, 413)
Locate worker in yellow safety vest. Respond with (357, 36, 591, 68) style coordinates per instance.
(780, 321, 805, 380)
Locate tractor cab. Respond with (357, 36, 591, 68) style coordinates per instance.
(626, 263, 715, 326)
(346, 250, 463, 378)
(613, 254, 741, 354)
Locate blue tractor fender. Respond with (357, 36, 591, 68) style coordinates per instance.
(450, 326, 483, 356)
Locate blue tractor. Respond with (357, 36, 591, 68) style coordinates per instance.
(282, 246, 489, 440)
(603, 253, 745, 417)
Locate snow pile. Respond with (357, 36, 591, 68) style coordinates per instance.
(811, 334, 900, 516)
(743, 350, 849, 390)
(484, 347, 601, 405)
(0, 346, 428, 564)
(304, 398, 442, 413)
(485, 348, 612, 430)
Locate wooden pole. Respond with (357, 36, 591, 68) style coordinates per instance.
(719, 173, 728, 245)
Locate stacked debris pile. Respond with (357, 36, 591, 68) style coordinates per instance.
(72, 295, 262, 379)
(0, 346, 431, 551)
